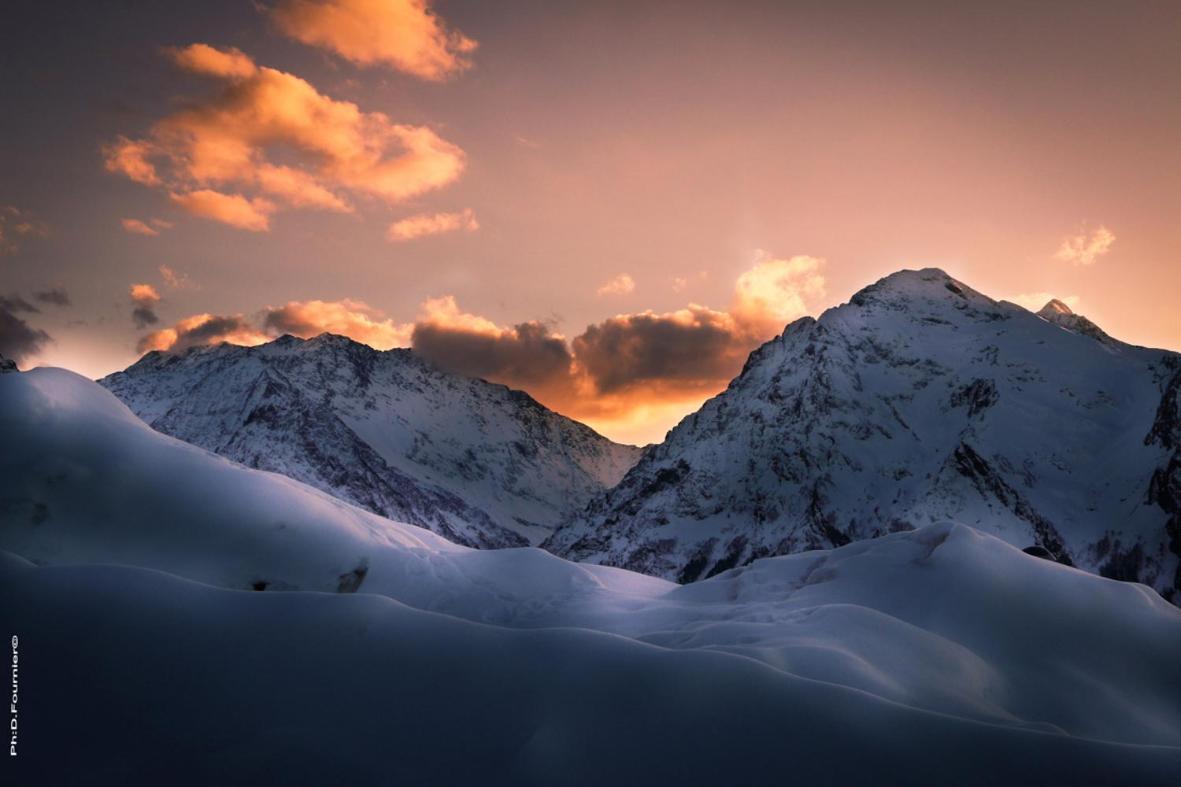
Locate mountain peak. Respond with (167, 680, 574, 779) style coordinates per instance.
(102, 333, 643, 548)
(1035, 301, 1114, 345)
(1038, 299, 1075, 317)
(549, 269, 1178, 597)
(848, 268, 994, 310)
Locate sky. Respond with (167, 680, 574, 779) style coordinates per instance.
(2, 0, 1179, 444)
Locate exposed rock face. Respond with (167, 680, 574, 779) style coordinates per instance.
(547, 269, 1181, 600)
(101, 334, 642, 548)
(1144, 359, 1181, 597)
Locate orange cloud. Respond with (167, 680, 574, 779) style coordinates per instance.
(0, 206, 49, 255)
(261, 299, 412, 349)
(597, 274, 636, 296)
(128, 254, 826, 442)
(271, 0, 477, 81)
(121, 218, 160, 236)
(410, 255, 826, 433)
(129, 283, 161, 304)
(169, 190, 275, 232)
(105, 44, 466, 230)
(138, 313, 269, 354)
(387, 208, 478, 241)
(1054, 225, 1115, 266)
(167, 43, 258, 80)
(130, 283, 162, 329)
(102, 136, 160, 186)
(256, 164, 353, 212)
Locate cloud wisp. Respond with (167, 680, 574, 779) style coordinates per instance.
(121, 218, 173, 236)
(33, 288, 71, 307)
(0, 206, 48, 255)
(1054, 226, 1115, 266)
(596, 274, 636, 296)
(387, 208, 478, 241)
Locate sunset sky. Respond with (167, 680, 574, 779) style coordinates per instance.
(2, 0, 1179, 443)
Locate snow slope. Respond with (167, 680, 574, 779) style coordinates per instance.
(548, 269, 1181, 600)
(2, 367, 1181, 784)
(100, 334, 641, 548)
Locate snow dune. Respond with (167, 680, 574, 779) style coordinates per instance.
(3, 368, 1181, 784)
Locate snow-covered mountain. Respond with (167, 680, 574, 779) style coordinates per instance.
(100, 333, 641, 548)
(547, 269, 1181, 602)
(3, 366, 1181, 784)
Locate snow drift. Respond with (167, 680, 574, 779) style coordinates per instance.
(2, 367, 1181, 784)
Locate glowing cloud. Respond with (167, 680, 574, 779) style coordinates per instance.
(387, 208, 478, 241)
(731, 252, 826, 335)
(167, 43, 258, 80)
(128, 253, 827, 442)
(1054, 226, 1115, 266)
(121, 218, 160, 236)
(261, 299, 412, 349)
(597, 274, 636, 296)
(104, 44, 466, 230)
(138, 313, 269, 354)
(102, 137, 160, 186)
(271, 0, 477, 81)
(169, 190, 275, 232)
(130, 284, 161, 304)
(412, 254, 827, 426)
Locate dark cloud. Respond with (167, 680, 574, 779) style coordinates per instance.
(572, 308, 752, 394)
(408, 302, 760, 421)
(0, 303, 51, 365)
(173, 316, 255, 351)
(137, 314, 265, 355)
(132, 306, 160, 329)
(0, 294, 39, 314)
(34, 287, 71, 307)
(412, 320, 573, 390)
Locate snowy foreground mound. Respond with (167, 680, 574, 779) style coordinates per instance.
(3, 369, 1181, 785)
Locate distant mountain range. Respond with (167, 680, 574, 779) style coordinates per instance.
(99, 269, 1180, 602)
(546, 269, 1181, 602)
(101, 334, 641, 549)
